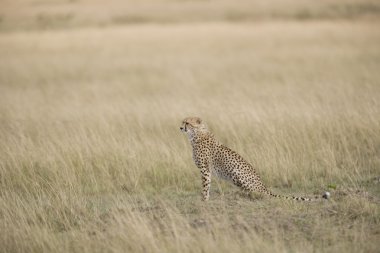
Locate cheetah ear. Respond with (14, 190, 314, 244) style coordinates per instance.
(196, 118, 202, 124)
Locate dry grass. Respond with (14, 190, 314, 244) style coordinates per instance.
(1, 1, 380, 252)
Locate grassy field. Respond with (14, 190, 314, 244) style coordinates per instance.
(1, 1, 380, 252)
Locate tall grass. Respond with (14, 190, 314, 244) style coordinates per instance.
(0, 13, 379, 253)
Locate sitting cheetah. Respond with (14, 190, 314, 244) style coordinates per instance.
(180, 116, 329, 201)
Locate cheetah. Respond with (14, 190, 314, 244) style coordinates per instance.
(180, 116, 330, 201)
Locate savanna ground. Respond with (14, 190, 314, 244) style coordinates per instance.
(1, 0, 380, 252)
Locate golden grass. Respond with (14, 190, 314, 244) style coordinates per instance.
(0, 3, 380, 252)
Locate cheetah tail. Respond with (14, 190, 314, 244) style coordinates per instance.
(266, 190, 330, 201)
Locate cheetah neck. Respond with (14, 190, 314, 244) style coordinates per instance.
(189, 131, 218, 146)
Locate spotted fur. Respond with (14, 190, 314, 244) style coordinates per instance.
(180, 117, 327, 201)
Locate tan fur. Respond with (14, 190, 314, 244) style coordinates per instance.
(180, 117, 324, 201)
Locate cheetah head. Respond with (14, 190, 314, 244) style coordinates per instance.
(180, 117, 208, 138)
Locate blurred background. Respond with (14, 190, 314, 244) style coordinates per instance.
(1, 0, 380, 31)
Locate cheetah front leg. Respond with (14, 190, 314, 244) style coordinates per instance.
(200, 167, 211, 201)
(193, 147, 212, 201)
